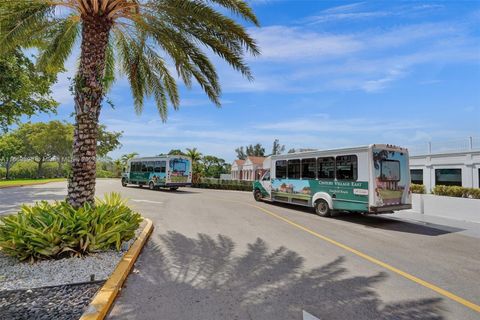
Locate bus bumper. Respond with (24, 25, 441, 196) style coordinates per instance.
(165, 183, 192, 187)
(369, 204, 412, 214)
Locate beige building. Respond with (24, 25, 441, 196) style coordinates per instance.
(231, 156, 267, 181)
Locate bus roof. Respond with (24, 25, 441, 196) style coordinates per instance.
(128, 155, 191, 162)
(270, 144, 407, 160)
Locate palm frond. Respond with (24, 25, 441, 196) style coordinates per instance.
(37, 15, 80, 74)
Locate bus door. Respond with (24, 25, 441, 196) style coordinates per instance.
(260, 170, 272, 198)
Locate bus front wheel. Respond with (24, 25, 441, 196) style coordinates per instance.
(314, 199, 331, 217)
(121, 178, 127, 187)
(149, 181, 155, 190)
(169, 187, 178, 191)
(254, 189, 262, 202)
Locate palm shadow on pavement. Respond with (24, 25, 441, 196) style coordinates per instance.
(108, 231, 444, 320)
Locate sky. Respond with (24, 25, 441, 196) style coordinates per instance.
(28, 0, 480, 162)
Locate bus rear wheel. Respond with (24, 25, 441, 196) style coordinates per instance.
(254, 189, 263, 202)
(314, 199, 331, 217)
(149, 182, 155, 190)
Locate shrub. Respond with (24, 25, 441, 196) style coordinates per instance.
(1, 161, 69, 179)
(96, 169, 115, 178)
(432, 185, 480, 199)
(0, 193, 142, 262)
(410, 184, 426, 194)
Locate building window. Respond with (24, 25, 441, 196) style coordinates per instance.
(301, 158, 316, 179)
(336, 155, 357, 180)
(318, 157, 335, 179)
(288, 159, 301, 179)
(435, 169, 462, 186)
(410, 169, 423, 184)
(275, 160, 287, 179)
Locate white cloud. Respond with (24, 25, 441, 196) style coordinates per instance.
(250, 26, 363, 60)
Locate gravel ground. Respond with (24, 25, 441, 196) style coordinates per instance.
(0, 281, 103, 320)
(0, 220, 145, 291)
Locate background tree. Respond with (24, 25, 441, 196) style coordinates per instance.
(235, 146, 247, 160)
(235, 143, 265, 159)
(186, 147, 204, 183)
(1, 0, 259, 207)
(121, 152, 139, 168)
(185, 148, 202, 163)
(0, 49, 58, 131)
(97, 125, 122, 158)
(168, 149, 186, 156)
(271, 139, 285, 155)
(202, 155, 227, 178)
(49, 122, 74, 175)
(16, 122, 52, 178)
(0, 132, 24, 179)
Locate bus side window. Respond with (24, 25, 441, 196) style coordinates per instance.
(288, 159, 301, 179)
(318, 157, 335, 179)
(147, 161, 154, 172)
(160, 161, 166, 173)
(336, 155, 358, 181)
(275, 160, 287, 179)
(301, 158, 316, 179)
(141, 163, 147, 172)
(154, 161, 161, 173)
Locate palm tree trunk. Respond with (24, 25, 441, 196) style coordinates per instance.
(67, 15, 112, 208)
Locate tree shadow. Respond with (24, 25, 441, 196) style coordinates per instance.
(265, 201, 462, 236)
(124, 185, 200, 194)
(108, 232, 444, 320)
(0, 187, 66, 216)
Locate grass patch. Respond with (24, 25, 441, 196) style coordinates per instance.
(0, 178, 65, 188)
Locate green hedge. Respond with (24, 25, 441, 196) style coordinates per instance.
(96, 169, 115, 178)
(0, 161, 69, 179)
(192, 182, 252, 192)
(410, 184, 426, 194)
(432, 185, 480, 199)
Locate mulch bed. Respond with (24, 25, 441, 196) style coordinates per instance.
(0, 281, 103, 320)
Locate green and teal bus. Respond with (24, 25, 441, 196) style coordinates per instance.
(253, 144, 412, 217)
(122, 156, 192, 190)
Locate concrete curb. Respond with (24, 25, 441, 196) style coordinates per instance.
(79, 218, 154, 320)
(0, 180, 66, 189)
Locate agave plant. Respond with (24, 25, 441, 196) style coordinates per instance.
(0, 0, 259, 207)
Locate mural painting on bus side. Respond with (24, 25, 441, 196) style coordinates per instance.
(373, 148, 409, 206)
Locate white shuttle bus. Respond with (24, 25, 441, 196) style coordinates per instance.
(122, 156, 192, 190)
(253, 144, 412, 217)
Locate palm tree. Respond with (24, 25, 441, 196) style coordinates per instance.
(121, 152, 139, 167)
(185, 148, 202, 163)
(0, 0, 259, 207)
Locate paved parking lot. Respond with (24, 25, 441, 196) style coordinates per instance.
(1, 179, 479, 319)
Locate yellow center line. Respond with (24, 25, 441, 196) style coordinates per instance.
(215, 196, 480, 314)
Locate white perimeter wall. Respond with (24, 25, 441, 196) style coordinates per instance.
(411, 194, 480, 223)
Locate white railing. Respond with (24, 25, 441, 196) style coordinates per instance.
(408, 136, 479, 156)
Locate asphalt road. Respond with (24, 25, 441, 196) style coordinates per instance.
(1, 179, 479, 320)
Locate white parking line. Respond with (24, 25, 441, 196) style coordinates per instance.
(130, 199, 164, 204)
